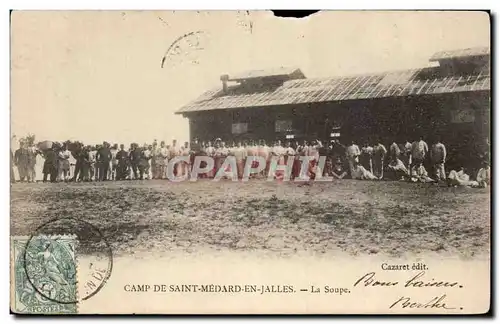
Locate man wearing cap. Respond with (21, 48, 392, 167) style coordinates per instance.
(96, 142, 112, 181)
(115, 144, 129, 180)
(42, 144, 58, 183)
(129, 143, 142, 180)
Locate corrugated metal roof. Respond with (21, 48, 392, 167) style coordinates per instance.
(429, 47, 490, 61)
(176, 67, 490, 114)
(227, 67, 305, 81)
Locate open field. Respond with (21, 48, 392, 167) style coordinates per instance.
(10, 179, 490, 258)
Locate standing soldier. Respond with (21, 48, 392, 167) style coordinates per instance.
(234, 141, 247, 179)
(213, 140, 224, 177)
(129, 143, 141, 180)
(109, 144, 119, 180)
(246, 140, 256, 179)
(80, 145, 91, 181)
(42, 144, 58, 183)
(372, 140, 387, 179)
(71, 142, 84, 182)
(410, 136, 429, 173)
(198, 141, 208, 179)
(169, 139, 180, 177)
(205, 141, 216, 178)
(389, 140, 400, 164)
(180, 142, 191, 178)
(27, 142, 39, 182)
(141, 144, 152, 180)
(127, 144, 134, 179)
(156, 141, 168, 179)
(97, 142, 112, 181)
(360, 141, 374, 174)
(151, 140, 158, 179)
(116, 144, 128, 180)
(190, 138, 202, 175)
(14, 140, 30, 182)
(431, 137, 447, 182)
(284, 142, 296, 180)
(58, 144, 72, 182)
(346, 140, 361, 179)
(88, 145, 97, 181)
(295, 140, 309, 179)
(271, 140, 286, 180)
(258, 140, 271, 177)
(214, 141, 229, 177)
(307, 140, 323, 180)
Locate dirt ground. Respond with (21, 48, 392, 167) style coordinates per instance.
(10, 179, 490, 258)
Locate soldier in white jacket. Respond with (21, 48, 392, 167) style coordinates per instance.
(346, 140, 361, 179)
(410, 136, 429, 171)
(475, 161, 490, 188)
(372, 141, 387, 179)
(430, 139, 447, 181)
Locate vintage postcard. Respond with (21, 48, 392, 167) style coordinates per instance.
(10, 10, 490, 314)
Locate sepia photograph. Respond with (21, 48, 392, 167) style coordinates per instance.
(9, 10, 491, 314)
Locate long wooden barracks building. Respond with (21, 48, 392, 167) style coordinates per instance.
(176, 47, 490, 168)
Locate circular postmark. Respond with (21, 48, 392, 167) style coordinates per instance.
(161, 31, 209, 68)
(23, 217, 113, 303)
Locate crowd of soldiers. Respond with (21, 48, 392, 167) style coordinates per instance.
(11, 136, 490, 188)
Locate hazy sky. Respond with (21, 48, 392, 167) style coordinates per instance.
(11, 10, 490, 146)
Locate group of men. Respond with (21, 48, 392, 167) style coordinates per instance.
(46, 140, 192, 182)
(11, 139, 37, 182)
(12, 140, 76, 183)
(347, 136, 490, 188)
(11, 136, 490, 188)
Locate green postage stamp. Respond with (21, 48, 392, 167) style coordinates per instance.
(11, 235, 78, 314)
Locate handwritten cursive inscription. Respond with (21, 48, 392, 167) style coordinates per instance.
(353, 272, 398, 287)
(405, 271, 460, 288)
(389, 294, 457, 309)
(353, 271, 461, 288)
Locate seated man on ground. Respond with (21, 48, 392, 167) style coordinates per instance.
(475, 161, 491, 188)
(447, 167, 478, 187)
(351, 161, 378, 180)
(410, 163, 435, 183)
(331, 157, 347, 179)
(387, 157, 409, 181)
